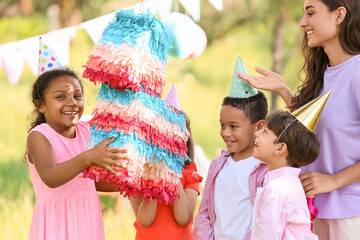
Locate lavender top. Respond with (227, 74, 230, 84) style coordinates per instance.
(301, 54, 360, 219)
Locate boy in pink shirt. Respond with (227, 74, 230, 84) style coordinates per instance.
(195, 57, 268, 240)
(252, 111, 319, 239)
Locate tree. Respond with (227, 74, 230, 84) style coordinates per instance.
(254, 0, 304, 109)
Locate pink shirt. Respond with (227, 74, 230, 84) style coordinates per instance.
(194, 150, 268, 240)
(252, 167, 318, 240)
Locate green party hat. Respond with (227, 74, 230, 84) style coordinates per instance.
(229, 56, 258, 98)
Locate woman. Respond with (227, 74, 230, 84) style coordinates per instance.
(237, 0, 360, 239)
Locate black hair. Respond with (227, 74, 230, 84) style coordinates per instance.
(28, 68, 83, 132)
(266, 111, 320, 167)
(222, 91, 268, 124)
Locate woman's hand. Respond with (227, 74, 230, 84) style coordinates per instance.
(237, 67, 285, 93)
(237, 67, 294, 107)
(300, 171, 339, 198)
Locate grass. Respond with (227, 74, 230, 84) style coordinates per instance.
(0, 18, 303, 239)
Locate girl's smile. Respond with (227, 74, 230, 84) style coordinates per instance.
(37, 75, 84, 138)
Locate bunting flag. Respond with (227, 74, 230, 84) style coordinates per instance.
(209, 0, 223, 11)
(17, 36, 39, 75)
(153, 0, 174, 19)
(0, 0, 220, 85)
(80, 12, 116, 43)
(178, 0, 201, 21)
(0, 27, 76, 85)
(0, 45, 25, 85)
(82, 9, 189, 204)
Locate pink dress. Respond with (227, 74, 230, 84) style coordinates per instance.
(27, 122, 105, 240)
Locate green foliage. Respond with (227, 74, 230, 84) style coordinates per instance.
(0, 14, 48, 44)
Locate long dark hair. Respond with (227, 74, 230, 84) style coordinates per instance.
(292, 0, 360, 110)
(28, 68, 83, 132)
(184, 112, 195, 166)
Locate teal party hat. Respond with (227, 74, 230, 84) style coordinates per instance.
(229, 56, 258, 98)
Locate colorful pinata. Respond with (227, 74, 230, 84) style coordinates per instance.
(82, 9, 189, 204)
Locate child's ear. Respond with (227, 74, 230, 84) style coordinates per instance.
(255, 120, 265, 130)
(275, 143, 288, 155)
(34, 100, 45, 113)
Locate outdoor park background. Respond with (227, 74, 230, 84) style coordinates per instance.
(1, 0, 305, 239)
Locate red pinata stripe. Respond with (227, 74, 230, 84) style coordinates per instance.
(83, 166, 180, 204)
(83, 67, 139, 92)
(83, 59, 165, 96)
(89, 112, 188, 157)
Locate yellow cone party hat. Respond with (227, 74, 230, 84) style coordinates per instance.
(291, 89, 332, 131)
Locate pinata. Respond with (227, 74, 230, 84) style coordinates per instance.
(82, 9, 189, 204)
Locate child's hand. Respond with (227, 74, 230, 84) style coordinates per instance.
(86, 137, 129, 175)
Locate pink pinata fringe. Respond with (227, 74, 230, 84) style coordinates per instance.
(82, 9, 187, 204)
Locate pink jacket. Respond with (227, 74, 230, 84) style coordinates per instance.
(194, 150, 268, 240)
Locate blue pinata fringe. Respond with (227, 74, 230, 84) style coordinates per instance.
(97, 84, 186, 132)
(89, 126, 186, 174)
(101, 9, 168, 64)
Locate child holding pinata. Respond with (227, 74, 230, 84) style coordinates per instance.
(130, 83, 202, 240)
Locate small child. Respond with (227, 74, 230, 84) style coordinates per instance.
(26, 68, 129, 240)
(129, 111, 203, 240)
(195, 57, 268, 240)
(251, 110, 319, 239)
(194, 91, 268, 239)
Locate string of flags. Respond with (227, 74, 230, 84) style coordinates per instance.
(0, 0, 222, 85)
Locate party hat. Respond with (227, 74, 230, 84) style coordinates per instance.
(164, 83, 182, 110)
(38, 37, 62, 75)
(229, 56, 258, 98)
(292, 89, 332, 131)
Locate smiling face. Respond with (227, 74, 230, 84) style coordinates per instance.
(37, 74, 84, 137)
(220, 105, 256, 161)
(299, 0, 340, 49)
(253, 125, 278, 163)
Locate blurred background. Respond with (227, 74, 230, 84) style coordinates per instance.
(0, 0, 305, 239)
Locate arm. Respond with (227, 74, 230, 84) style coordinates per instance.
(300, 162, 360, 198)
(237, 67, 295, 108)
(194, 163, 215, 240)
(95, 181, 118, 192)
(173, 182, 199, 226)
(27, 131, 128, 188)
(129, 196, 157, 228)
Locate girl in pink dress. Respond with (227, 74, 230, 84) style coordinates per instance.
(26, 68, 129, 240)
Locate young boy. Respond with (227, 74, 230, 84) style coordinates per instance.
(251, 110, 319, 239)
(195, 57, 268, 240)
